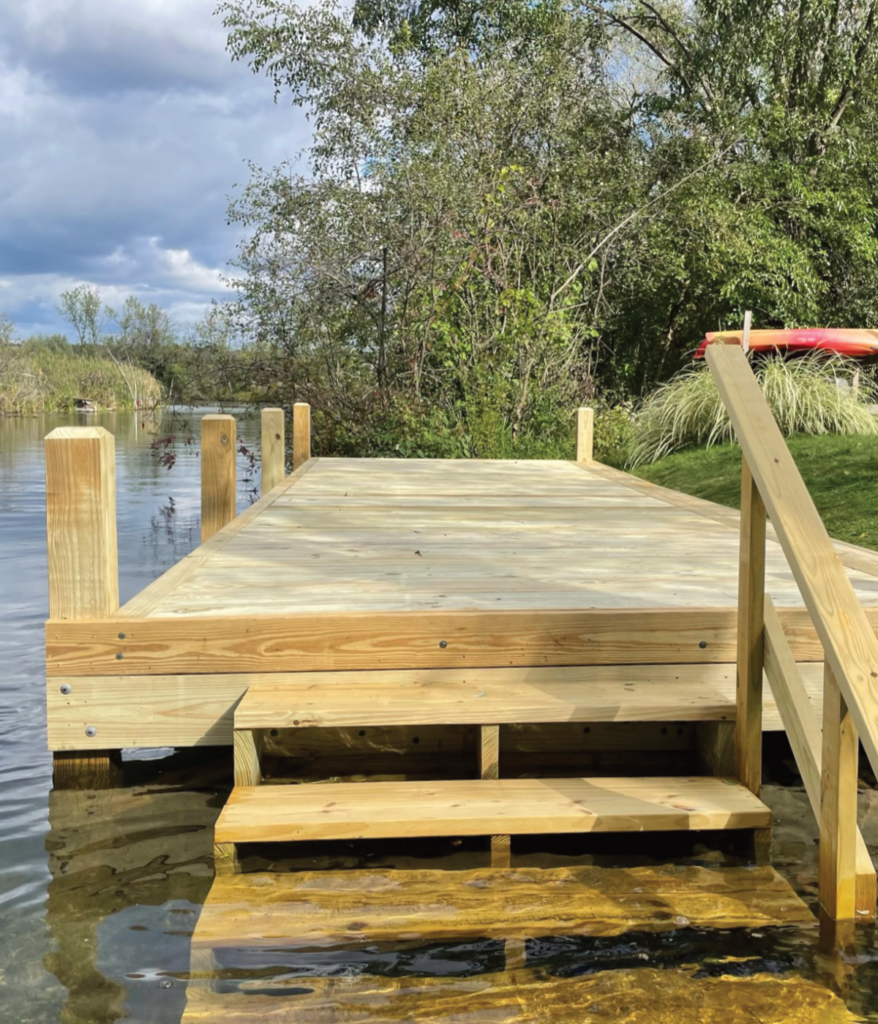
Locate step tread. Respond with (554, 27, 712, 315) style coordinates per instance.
(191, 865, 812, 950)
(215, 776, 771, 844)
(233, 665, 823, 731)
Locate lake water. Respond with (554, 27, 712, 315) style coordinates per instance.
(3, 409, 878, 1022)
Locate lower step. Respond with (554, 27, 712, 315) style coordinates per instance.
(215, 776, 770, 853)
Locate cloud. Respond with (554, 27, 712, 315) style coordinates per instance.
(0, 0, 312, 336)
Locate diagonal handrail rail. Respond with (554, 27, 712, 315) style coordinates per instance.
(706, 342, 878, 921)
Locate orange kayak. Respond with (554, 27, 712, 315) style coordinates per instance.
(693, 328, 878, 359)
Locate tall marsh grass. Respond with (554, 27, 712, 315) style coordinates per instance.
(0, 344, 162, 414)
(629, 353, 878, 467)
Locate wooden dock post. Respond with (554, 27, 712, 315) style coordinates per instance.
(575, 407, 594, 463)
(45, 426, 120, 783)
(261, 408, 285, 494)
(293, 402, 311, 470)
(201, 414, 236, 543)
(736, 457, 766, 796)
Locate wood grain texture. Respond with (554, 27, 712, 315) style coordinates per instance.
(201, 415, 236, 543)
(575, 407, 594, 463)
(214, 776, 771, 845)
(44, 662, 826, 750)
(45, 426, 118, 619)
(260, 408, 285, 494)
(737, 458, 766, 795)
(707, 344, 878, 778)
(234, 666, 740, 730)
(119, 458, 318, 616)
(190, 864, 812, 948)
(763, 597, 875, 917)
(480, 725, 499, 779)
(234, 729, 263, 787)
(48, 607, 878, 678)
(293, 402, 310, 470)
(820, 664, 859, 922)
(182, 968, 857, 1024)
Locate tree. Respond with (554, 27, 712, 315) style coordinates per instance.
(58, 285, 103, 346)
(0, 313, 13, 345)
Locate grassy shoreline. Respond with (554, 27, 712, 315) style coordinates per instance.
(633, 435, 878, 551)
(0, 344, 162, 415)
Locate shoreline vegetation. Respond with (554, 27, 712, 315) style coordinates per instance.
(0, 342, 162, 415)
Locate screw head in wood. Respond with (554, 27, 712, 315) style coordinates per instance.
(116, 653, 124, 660)
(85, 726, 97, 737)
(60, 684, 71, 695)
(439, 640, 447, 648)
(118, 632, 126, 640)
(221, 434, 229, 444)
(699, 641, 708, 649)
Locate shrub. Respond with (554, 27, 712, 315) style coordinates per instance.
(628, 353, 878, 467)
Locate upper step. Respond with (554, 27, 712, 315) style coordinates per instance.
(233, 664, 823, 731)
(215, 776, 770, 845)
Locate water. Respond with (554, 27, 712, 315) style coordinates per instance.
(2, 409, 878, 1022)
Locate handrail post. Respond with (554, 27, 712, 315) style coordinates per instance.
(575, 407, 594, 463)
(819, 663, 859, 922)
(293, 402, 311, 470)
(201, 414, 237, 543)
(737, 456, 766, 795)
(261, 408, 285, 494)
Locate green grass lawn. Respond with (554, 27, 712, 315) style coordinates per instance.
(632, 434, 878, 552)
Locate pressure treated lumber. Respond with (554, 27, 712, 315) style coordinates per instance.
(260, 408, 285, 494)
(737, 458, 766, 795)
(575, 407, 594, 462)
(233, 666, 741, 730)
(191, 864, 812, 949)
(820, 664, 860, 922)
(214, 776, 771, 847)
(181, 969, 858, 1024)
(44, 662, 826, 750)
(45, 426, 118, 620)
(201, 414, 236, 543)
(707, 343, 878, 778)
(292, 402, 310, 470)
(48, 607, 875, 678)
(763, 596, 875, 916)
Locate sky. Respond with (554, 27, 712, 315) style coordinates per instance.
(0, 0, 311, 338)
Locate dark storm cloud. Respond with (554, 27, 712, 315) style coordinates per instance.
(0, 0, 311, 336)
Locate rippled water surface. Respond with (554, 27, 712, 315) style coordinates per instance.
(3, 410, 878, 1023)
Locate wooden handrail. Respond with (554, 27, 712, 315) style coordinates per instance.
(706, 344, 878, 772)
(706, 343, 878, 923)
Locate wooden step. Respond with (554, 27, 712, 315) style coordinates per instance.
(183, 968, 855, 1024)
(191, 864, 812, 952)
(232, 664, 824, 732)
(214, 776, 771, 871)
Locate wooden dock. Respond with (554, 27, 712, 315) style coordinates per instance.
(43, 350, 878, 1017)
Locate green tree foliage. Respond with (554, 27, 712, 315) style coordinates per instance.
(217, 0, 878, 451)
(58, 285, 103, 347)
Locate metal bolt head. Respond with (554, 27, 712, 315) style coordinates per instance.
(60, 683, 71, 695)
(699, 640, 708, 649)
(116, 653, 124, 660)
(85, 726, 97, 738)
(118, 632, 126, 640)
(439, 640, 448, 649)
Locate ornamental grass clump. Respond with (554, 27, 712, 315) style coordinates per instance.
(628, 353, 878, 467)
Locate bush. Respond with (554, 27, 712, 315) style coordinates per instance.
(0, 343, 162, 414)
(628, 354, 878, 467)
